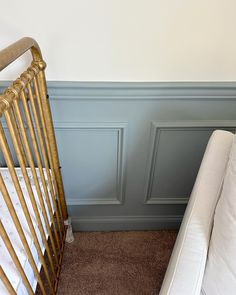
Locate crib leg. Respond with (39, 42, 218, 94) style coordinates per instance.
(64, 216, 74, 243)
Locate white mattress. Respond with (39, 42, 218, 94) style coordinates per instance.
(0, 167, 54, 295)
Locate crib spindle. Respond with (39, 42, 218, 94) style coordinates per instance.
(11, 107, 28, 166)
(0, 220, 34, 295)
(26, 79, 62, 249)
(32, 74, 65, 241)
(0, 266, 16, 295)
(36, 69, 68, 221)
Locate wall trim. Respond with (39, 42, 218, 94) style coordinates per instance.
(67, 199, 121, 206)
(1, 81, 236, 100)
(144, 121, 236, 205)
(71, 215, 183, 231)
(54, 121, 127, 205)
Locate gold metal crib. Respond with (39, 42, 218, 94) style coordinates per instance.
(0, 38, 68, 295)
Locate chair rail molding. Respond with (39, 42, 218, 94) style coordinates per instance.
(1, 81, 236, 101)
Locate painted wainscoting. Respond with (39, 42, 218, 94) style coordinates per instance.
(1, 81, 236, 231)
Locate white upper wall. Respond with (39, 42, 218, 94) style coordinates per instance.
(1, 0, 236, 81)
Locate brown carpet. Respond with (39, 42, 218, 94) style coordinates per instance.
(57, 230, 178, 295)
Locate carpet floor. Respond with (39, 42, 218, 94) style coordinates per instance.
(57, 230, 178, 295)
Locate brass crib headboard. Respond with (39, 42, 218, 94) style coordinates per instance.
(0, 38, 68, 295)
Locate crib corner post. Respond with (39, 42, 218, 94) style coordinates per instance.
(37, 67, 68, 221)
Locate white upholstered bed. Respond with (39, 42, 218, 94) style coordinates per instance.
(160, 130, 236, 294)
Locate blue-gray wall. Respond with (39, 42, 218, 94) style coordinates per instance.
(1, 81, 236, 231)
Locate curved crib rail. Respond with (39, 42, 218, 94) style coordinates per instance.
(0, 37, 42, 71)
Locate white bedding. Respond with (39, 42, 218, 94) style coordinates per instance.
(0, 167, 54, 295)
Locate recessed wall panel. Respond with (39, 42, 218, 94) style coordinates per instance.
(145, 122, 236, 204)
(55, 123, 126, 205)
